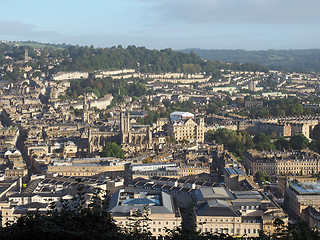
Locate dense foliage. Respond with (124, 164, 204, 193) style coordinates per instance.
(65, 77, 148, 102)
(1, 196, 320, 240)
(240, 97, 318, 119)
(100, 142, 125, 159)
(180, 48, 320, 73)
(205, 129, 254, 156)
(253, 133, 275, 151)
(0, 42, 270, 83)
(206, 128, 315, 156)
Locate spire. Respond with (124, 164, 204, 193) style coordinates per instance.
(82, 93, 89, 123)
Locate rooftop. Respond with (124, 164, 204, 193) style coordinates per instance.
(108, 189, 176, 215)
(289, 181, 320, 195)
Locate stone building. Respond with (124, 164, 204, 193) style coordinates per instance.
(243, 149, 320, 176)
(108, 189, 182, 239)
(82, 94, 90, 124)
(194, 188, 287, 237)
(285, 181, 320, 218)
(167, 111, 205, 143)
(46, 157, 126, 177)
(120, 111, 152, 150)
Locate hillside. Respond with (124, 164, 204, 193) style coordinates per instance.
(179, 49, 320, 73)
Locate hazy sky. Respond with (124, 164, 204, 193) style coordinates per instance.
(0, 0, 319, 50)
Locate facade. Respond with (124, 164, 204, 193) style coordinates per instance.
(285, 181, 320, 218)
(167, 112, 205, 143)
(46, 158, 126, 177)
(302, 206, 320, 229)
(120, 111, 153, 149)
(223, 167, 258, 191)
(243, 149, 320, 176)
(256, 122, 291, 137)
(52, 71, 89, 81)
(278, 176, 317, 196)
(108, 189, 182, 239)
(177, 165, 210, 177)
(194, 188, 287, 237)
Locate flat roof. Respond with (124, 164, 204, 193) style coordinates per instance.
(290, 182, 320, 195)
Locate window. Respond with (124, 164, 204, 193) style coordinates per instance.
(158, 228, 161, 232)
(244, 229, 247, 234)
(248, 229, 251, 234)
(153, 228, 156, 232)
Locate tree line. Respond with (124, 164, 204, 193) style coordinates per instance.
(205, 128, 320, 156)
(1, 186, 319, 240)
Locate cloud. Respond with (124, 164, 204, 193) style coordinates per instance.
(0, 20, 63, 40)
(129, 0, 320, 25)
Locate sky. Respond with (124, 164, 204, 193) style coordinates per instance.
(0, 0, 319, 50)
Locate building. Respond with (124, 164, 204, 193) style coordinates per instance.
(285, 181, 320, 218)
(278, 176, 317, 196)
(130, 162, 177, 172)
(302, 206, 320, 229)
(194, 188, 287, 237)
(243, 149, 320, 176)
(120, 111, 153, 150)
(108, 189, 182, 238)
(177, 164, 210, 177)
(224, 167, 259, 191)
(245, 100, 263, 108)
(167, 112, 205, 143)
(46, 158, 126, 177)
(82, 94, 90, 124)
(52, 72, 89, 81)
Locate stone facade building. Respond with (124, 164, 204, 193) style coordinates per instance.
(120, 111, 152, 149)
(243, 149, 320, 176)
(167, 111, 205, 143)
(108, 189, 182, 239)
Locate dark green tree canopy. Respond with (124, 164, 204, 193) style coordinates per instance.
(289, 134, 309, 150)
(253, 132, 275, 151)
(100, 142, 125, 159)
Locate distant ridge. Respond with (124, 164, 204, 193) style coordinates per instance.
(178, 48, 320, 73)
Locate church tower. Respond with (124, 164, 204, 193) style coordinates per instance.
(24, 48, 29, 61)
(120, 109, 131, 144)
(82, 94, 90, 123)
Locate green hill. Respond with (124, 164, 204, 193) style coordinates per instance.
(179, 49, 320, 73)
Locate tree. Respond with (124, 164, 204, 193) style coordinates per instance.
(253, 132, 275, 151)
(142, 157, 153, 163)
(274, 137, 290, 150)
(289, 134, 309, 150)
(0, 185, 122, 240)
(312, 124, 320, 140)
(100, 142, 125, 159)
(255, 171, 266, 184)
(210, 129, 254, 156)
(309, 140, 320, 154)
